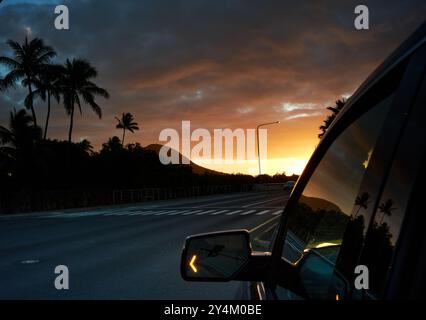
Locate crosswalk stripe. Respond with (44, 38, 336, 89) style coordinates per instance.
(226, 210, 242, 215)
(182, 210, 203, 216)
(105, 210, 155, 216)
(36, 213, 63, 219)
(256, 210, 270, 215)
(128, 211, 151, 216)
(154, 210, 179, 216)
(104, 211, 129, 216)
(240, 210, 256, 215)
(55, 211, 106, 218)
(210, 210, 228, 215)
(195, 209, 216, 215)
(167, 209, 191, 216)
(37, 207, 281, 218)
(145, 210, 169, 215)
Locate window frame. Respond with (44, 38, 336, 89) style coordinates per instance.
(373, 47, 426, 299)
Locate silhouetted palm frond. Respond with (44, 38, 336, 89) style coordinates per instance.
(0, 37, 56, 126)
(115, 112, 140, 145)
(318, 99, 347, 138)
(57, 58, 109, 142)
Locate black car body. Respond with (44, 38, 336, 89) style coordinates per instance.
(181, 21, 426, 300)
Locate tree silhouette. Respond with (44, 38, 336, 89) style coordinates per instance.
(353, 192, 370, 218)
(0, 108, 41, 153)
(0, 37, 56, 126)
(378, 199, 396, 225)
(58, 58, 109, 142)
(115, 112, 139, 145)
(25, 64, 62, 139)
(101, 136, 123, 153)
(318, 99, 347, 138)
(78, 139, 94, 155)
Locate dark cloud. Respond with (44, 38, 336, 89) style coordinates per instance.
(0, 0, 425, 153)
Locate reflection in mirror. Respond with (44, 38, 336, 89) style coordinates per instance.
(182, 231, 251, 281)
(298, 247, 337, 299)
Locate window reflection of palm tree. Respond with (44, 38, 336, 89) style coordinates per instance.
(353, 192, 370, 218)
(378, 199, 396, 225)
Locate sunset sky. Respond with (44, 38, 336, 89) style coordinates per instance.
(0, 0, 425, 175)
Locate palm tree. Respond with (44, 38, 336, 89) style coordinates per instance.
(25, 64, 62, 139)
(318, 99, 347, 138)
(115, 112, 139, 146)
(101, 136, 123, 153)
(353, 192, 370, 218)
(58, 58, 109, 142)
(79, 138, 93, 151)
(378, 199, 396, 225)
(0, 37, 56, 126)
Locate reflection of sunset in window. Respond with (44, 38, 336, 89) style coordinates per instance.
(362, 149, 373, 169)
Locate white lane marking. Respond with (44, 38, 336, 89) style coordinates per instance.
(167, 210, 192, 216)
(36, 213, 63, 219)
(154, 210, 180, 216)
(195, 193, 272, 208)
(49, 211, 105, 218)
(182, 210, 203, 216)
(21, 259, 40, 264)
(256, 210, 270, 215)
(104, 211, 132, 216)
(210, 210, 228, 215)
(240, 210, 256, 216)
(249, 216, 280, 234)
(108, 209, 126, 213)
(271, 210, 282, 215)
(226, 210, 242, 215)
(242, 196, 286, 208)
(195, 210, 217, 215)
(143, 210, 169, 216)
(128, 210, 154, 216)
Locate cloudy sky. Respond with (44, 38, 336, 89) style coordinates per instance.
(0, 0, 425, 175)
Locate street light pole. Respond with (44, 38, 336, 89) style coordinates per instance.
(256, 121, 280, 176)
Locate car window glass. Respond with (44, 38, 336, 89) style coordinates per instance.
(360, 89, 426, 297)
(277, 94, 394, 299)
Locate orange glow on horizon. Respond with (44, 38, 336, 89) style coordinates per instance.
(192, 157, 309, 176)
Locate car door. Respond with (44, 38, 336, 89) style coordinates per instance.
(257, 42, 426, 300)
(359, 55, 426, 300)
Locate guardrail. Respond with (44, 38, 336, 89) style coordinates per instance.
(112, 184, 252, 204)
(0, 182, 286, 213)
(252, 183, 285, 191)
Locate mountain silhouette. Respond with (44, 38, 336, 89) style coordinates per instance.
(300, 195, 343, 213)
(145, 144, 223, 176)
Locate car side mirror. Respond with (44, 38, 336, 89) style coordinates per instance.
(292, 245, 349, 299)
(180, 230, 252, 281)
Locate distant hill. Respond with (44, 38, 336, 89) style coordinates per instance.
(144, 144, 223, 176)
(300, 195, 343, 213)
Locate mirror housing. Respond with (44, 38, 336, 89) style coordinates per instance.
(181, 229, 272, 282)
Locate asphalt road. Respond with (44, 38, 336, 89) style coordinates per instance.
(0, 190, 289, 299)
